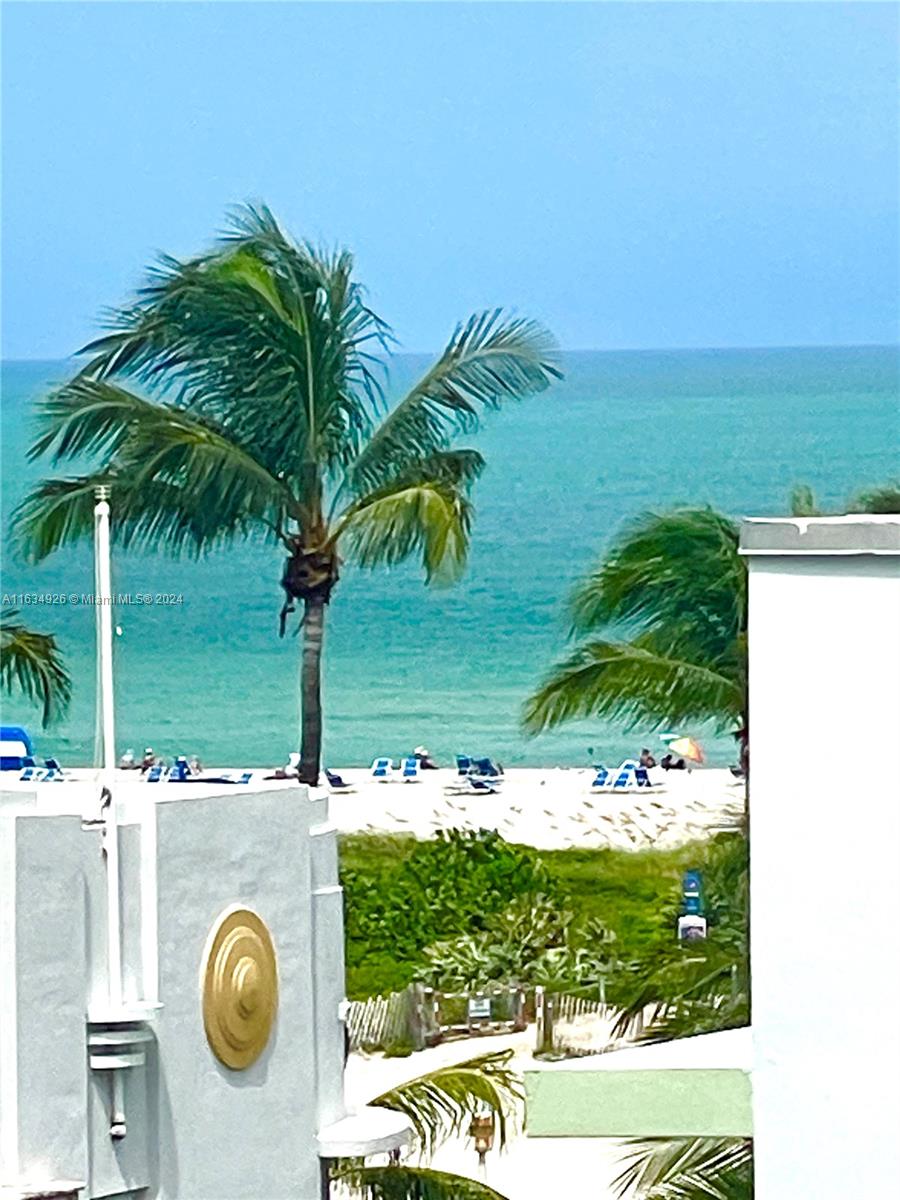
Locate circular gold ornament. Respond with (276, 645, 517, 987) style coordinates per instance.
(202, 907, 278, 1070)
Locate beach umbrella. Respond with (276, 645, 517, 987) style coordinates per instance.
(668, 736, 704, 763)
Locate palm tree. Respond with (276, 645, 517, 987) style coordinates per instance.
(523, 508, 746, 742)
(13, 205, 560, 783)
(332, 1050, 520, 1200)
(790, 479, 900, 516)
(614, 1136, 752, 1200)
(0, 607, 71, 726)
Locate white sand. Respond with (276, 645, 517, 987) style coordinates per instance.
(325, 765, 745, 850)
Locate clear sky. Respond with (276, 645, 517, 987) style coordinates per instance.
(2, 1, 897, 358)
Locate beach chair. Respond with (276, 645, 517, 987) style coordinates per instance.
(145, 764, 163, 783)
(401, 756, 421, 783)
(371, 757, 393, 781)
(473, 757, 502, 779)
(634, 766, 653, 788)
(590, 765, 611, 791)
(612, 760, 638, 789)
(456, 755, 473, 776)
(325, 768, 355, 794)
(467, 776, 501, 794)
(1, 726, 35, 772)
(18, 767, 44, 783)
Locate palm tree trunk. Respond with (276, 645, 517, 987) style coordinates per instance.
(299, 594, 326, 785)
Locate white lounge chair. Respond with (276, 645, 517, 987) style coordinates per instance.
(400, 756, 421, 783)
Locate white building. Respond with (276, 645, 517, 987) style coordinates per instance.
(525, 515, 900, 1196)
(0, 779, 409, 1200)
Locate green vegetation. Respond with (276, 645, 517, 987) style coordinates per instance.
(0, 608, 71, 726)
(791, 479, 900, 515)
(615, 1137, 753, 1200)
(523, 508, 746, 742)
(334, 1049, 520, 1200)
(14, 203, 559, 784)
(340, 828, 747, 1015)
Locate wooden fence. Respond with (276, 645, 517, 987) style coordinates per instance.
(346, 990, 411, 1051)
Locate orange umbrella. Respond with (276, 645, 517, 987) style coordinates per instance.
(669, 736, 704, 764)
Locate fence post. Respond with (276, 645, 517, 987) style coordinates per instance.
(406, 983, 426, 1051)
(535, 986, 555, 1056)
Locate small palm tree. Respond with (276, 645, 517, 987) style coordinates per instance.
(523, 508, 746, 740)
(14, 205, 560, 783)
(790, 479, 900, 516)
(0, 607, 71, 726)
(334, 1050, 520, 1200)
(614, 1137, 752, 1200)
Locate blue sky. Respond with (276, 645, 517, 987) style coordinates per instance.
(2, 1, 897, 358)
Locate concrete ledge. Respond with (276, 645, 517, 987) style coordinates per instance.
(317, 1107, 413, 1157)
(740, 515, 900, 556)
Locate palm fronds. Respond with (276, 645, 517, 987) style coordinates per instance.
(370, 1050, 522, 1159)
(335, 1165, 510, 1200)
(524, 636, 744, 734)
(339, 482, 472, 585)
(0, 609, 72, 726)
(350, 310, 560, 493)
(524, 507, 746, 736)
(614, 1137, 752, 1200)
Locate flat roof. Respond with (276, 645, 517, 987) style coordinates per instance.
(740, 514, 900, 556)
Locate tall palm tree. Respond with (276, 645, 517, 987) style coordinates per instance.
(13, 205, 560, 783)
(333, 1050, 520, 1200)
(614, 1137, 752, 1200)
(0, 607, 71, 726)
(523, 508, 746, 741)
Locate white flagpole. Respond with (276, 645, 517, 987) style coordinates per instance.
(94, 484, 122, 1007)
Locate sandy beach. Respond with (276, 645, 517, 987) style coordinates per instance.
(324, 765, 745, 850)
(1, 765, 745, 850)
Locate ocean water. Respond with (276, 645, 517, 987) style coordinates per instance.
(1, 347, 897, 769)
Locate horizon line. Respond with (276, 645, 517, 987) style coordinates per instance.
(2, 340, 898, 366)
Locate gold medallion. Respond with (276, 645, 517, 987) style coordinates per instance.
(202, 907, 278, 1070)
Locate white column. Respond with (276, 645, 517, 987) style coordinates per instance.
(742, 516, 900, 1199)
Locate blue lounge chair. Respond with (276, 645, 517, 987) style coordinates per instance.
(19, 766, 44, 782)
(473, 757, 502, 778)
(401, 756, 421, 782)
(456, 755, 473, 776)
(612, 760, 639, 789)
(1, 726, 35, 772)
(590, 765, 610, 790)
(467, 777, 500, 794)
(146, 764, 163, 783)
(635, 766, 653, 788)
(325, 768, 354, 792)
(371, 757, 393, 781)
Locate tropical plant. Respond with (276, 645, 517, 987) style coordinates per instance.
(611, 831, 749, 1043)
(790, 479, 900, 516)
(523, 508, 746, 740)
(0, 607, 71, 725)
(333, 1050, 521, 1200)
(614, 1137, 752, 1200)
(420, 892, 617, 991)
(13, 204, 560, 783)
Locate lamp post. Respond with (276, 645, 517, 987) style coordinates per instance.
(94, 484, 122, 1008)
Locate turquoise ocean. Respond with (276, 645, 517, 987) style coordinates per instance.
(1, 347, 897, 769)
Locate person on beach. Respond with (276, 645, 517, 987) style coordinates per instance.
(639, 747, 657, 769)
(414, 745, 438, 769)
(139, 747, 156, 774)
(661, 752, 686, 770)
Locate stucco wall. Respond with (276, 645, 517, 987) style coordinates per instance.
(747, 549, 900, 1197)
(1, 784, 347, 1200)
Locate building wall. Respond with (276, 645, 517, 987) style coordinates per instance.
(747, 546, 900, 1197)
(1, 784, 346, 1200)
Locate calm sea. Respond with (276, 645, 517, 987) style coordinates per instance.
(1, 347, 897, 769)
